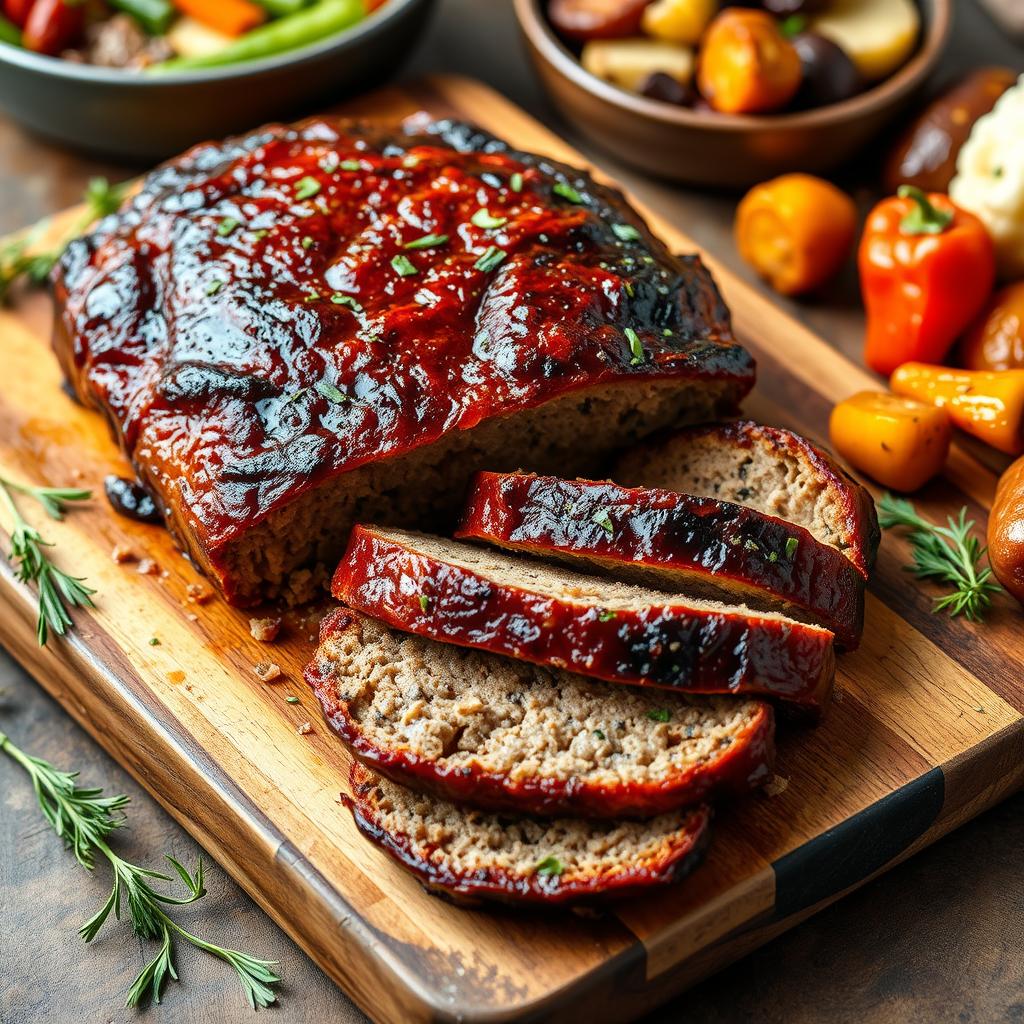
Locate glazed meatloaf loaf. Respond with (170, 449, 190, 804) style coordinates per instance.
(307, 609, 773, 818)
(615, 421, 879, 579)
(53, 117, 754, 605)
(333, 525, 836, 711)
(457, 470, 866, 648)
(344, 762, 712, 906)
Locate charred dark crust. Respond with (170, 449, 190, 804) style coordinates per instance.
(456, 471, 865, 650)
(341, 764, 713, 907)
(331, 526, 836, 712)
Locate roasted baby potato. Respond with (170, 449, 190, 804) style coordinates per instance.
(812, 0, 919, 81)
(549, 0, 650, 41)
(641, 0, 717, 47)
(582, 37, 695, 93)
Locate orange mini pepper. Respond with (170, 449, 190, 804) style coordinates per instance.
(859, 186, 995, 376)
(172, 0, 265, 37)
(830, 391, 952, 492)
(890, 362, 1024, 455)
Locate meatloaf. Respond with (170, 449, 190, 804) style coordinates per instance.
(344, 762, 712, 906)
(615, 421, 879, 578)
(307, 608, 773, 818)
(332, 525, 836, 711)
(53, 117, 754, 605)
(457, 470, 866, 648)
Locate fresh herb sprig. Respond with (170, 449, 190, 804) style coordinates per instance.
(0, 177, 128, 303)
(0, 730, 279, 1009)
(0, 477, 94, 645)
(878, 494, 1001, 622)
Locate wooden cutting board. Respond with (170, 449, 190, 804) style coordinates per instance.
(2, 76, 1023, 1024)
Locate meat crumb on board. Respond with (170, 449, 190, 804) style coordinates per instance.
(254, 661, 283, 683)
(249, 616, 283, 642)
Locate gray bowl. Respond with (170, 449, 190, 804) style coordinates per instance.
(0, 0, 435, 161)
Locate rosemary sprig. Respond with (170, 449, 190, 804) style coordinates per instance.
(0, 177, 128, 303)
(0, 730, 279, 1009)
(878, 494, 1001, 622)
(0, 477, 94, 645)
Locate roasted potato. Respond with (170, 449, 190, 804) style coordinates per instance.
(812, 0, 919, 81)
(549, 0, 651, 41)
(582, 37, 695, 93)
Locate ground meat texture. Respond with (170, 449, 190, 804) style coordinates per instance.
(307, 609, 773, 817)
(457, 469, 866, 649)
(52, 117, 753, 606)
(344, 762, 712, 906)
(332, 525, 837, 713)
(614, 420, 880, 579)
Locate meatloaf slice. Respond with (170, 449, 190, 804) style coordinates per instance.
(615, 421, 879, 579)
(307, 608, 773, 818)
(344, 762, 712, 906)
(457, 471, 865, 648)
(53, 116, 754, 606)
(332, 525, 836, 712)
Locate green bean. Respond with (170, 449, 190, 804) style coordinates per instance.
(0, 13, 21, 47)
(108, 0, 175, 35)
(253, 0, 310, 16)
(149, 0, 365, 73)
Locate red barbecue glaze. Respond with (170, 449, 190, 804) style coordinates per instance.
(456, 471, 865, 648)
(331, 526, 836, 713)
(53, 118, 753, 603)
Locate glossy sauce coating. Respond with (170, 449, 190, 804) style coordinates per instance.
(332, 525, 836, 712)
(457, 471, 865, 648)
(343, 762, 713, 906)
(53, 118, 753, 591)
(306, 608, 775, 818)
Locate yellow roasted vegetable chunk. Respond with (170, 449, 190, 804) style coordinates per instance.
(581, 38, 694, 93)
(641, 0, 717, 47)
(813, 0, 920, 81)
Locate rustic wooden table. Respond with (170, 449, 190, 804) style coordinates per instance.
(1, 2, 1022, 1022)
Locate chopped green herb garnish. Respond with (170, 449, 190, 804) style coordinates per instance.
(663, 328, 672, 337)
(314, 380, 347, 404)
(283, 388, 307, 405)
(205, 280, 224, 296)
(340, 159, 361, 172)
(625, 327, 644, 365)
(294, 176, 321, 201)
(404, 233, 449, 250)
(474, 246, 507, 273)
(624, 281, 634, 298)
(148, 637, 160, 646)
(612, 223, 641, 242)
(744, 539, 760, 552)
(785, 537, 799, 559)
(598, 610, 616, 622)
(553, 182, 584, 204)
(304, 290, 319, 302)
(510, 172, 523, 193)
(536, 855, 564, 878)
(592, 509, 614, 536)
(301, 235, 314, 250)
(471, 208, 507, 230)
(330, 293, 363, 312)
(402, 154, 420, 168)
(285, 696, 300, 704)
(593, 729, 606, 740)
(993, 166, 1004, 179)
(390, 254, 418, 277)
(418, 594, 430, 613)
(779, 13, 807, 37)
(250, 229, 269, 241)
(320, 156, 339, 173)
(216, 217, 239, 238)
(767, 551, 779, 563)
(647, 708, 671, 723)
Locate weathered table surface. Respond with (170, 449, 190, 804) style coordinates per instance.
(1, 1, 1022, 1022)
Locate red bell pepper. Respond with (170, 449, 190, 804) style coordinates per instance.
(23, 0, 84, 54)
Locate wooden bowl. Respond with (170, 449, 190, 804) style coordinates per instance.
(514, 0, 952, 188)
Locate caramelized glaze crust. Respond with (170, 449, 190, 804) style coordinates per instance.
(457, 470, 865, 648)
(52, 117, 753, 602)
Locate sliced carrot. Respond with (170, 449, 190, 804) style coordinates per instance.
(172, 0, 266, 37)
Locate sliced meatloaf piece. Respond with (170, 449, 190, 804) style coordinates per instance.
(344, 762, 712, 906)
(615, 421, 879, 579)
(53, 116, 754, 606)
(457, 471, 865, 648)
(332, 525, 836, 712)
(307, 608, 774, 818)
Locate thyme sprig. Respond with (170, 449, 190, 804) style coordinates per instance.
(0, 730, 279, 1009)
(878, 494, 1001, 622)
(0, 477, 94, 645)
(0, 177, 128, 303)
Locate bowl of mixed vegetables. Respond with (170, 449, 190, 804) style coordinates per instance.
(514, 0, 951, 187)
(0, 0, 434, 159)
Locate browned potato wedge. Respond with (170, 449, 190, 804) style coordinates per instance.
(812, 0, 919, 81)
(582, 38, 695, 93)
(641, 0, 717, 47)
